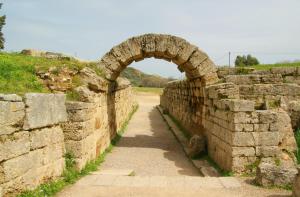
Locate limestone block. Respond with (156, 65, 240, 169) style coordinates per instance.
(139, 34, 156, 57)
(67, 106, 96, 122)
(0, 94, 22, 102)
(183, 49, 207, 70)
(232, 156, 256, 172)
(253, 123, 270, 132)
(253, 132, 279, 146)
(0, 131, 30, 162)
(62, 119, 95, 141)
(101, 53, 122, 72)
(221, 99, 255, 112)
(30, 126, 64, 150)
(275, 109, 297, 151)
(271, 67, 297, 76)
(65, 134, 96, 159)
(257, 110, 277, 123)
(80, 67, 108, 92)
(43, 143, 65, 165)
(231, 112, 258, 124)
(231, 132, 255, 146)
(255, 146, 279, 157)
(206, 83, 239, 99)
(115, 77, 131, 90)
(230, 123, 254, 132)
(0, 149, 44, 183)
(0, 101, 25, 135)
(154, 34, 170, 58)
(126, 37, 143, 60)
(284, 76, 300, 85)
(111, 41, 134, 65)
(231, 147, 255, 157)
(23, 94, 67, 130)
(66, 101, 95, 110)
(256, 161, 298, 187)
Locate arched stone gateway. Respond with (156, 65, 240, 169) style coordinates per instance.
(98, 33, 219, 84)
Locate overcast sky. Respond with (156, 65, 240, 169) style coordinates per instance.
(2, 0, 300, 78)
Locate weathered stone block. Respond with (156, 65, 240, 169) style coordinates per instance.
(23, 94, 67, 130)
(0, 101, 25, 135)
(255, 146, 279, 157)
(231, 132, 255, 146)
(253, 132, 279, 146)
(62, 120, 95, 141)
(30, 126, 64, 150)
(0, 131, 30, 162)
(80, 67, 108, 92)
(0, 94, 22, 102)
(0, 149, 43, 183)
(222, 99, 255, 112)
(256, 161, 298, 187)
(231, 147, 255, 157)
(257, 110, 277, 123)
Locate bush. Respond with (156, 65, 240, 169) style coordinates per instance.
(235, 54, 259, 67)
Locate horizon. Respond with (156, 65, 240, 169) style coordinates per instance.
(1, 0, 300, 78)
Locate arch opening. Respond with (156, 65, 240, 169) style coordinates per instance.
(98, 34, 219, 85)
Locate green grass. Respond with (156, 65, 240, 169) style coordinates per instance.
(133, 86, 163, 95)
(295, 128, 300, 164)
(0, 52, 103, 94)
(249, 62, 300, 70)
(17, 104, 138, 197)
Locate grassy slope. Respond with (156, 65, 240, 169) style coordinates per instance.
(0, 52, 101, 94)
(249, 62, 300, 70)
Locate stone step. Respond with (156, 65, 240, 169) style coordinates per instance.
(76, 175, 241, 189)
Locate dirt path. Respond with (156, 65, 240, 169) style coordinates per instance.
(99, 93, 200, 176)
(57, 93, 291, 197)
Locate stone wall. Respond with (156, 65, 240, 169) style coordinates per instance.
(161, 79, 297, 173)
(62, 84, 136, 169)
(219, 67, 300, 129)
(0, 93, 67, 196)
(0, 78, 136, 196)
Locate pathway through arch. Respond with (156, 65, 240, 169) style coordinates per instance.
(57, 93, 291, 197)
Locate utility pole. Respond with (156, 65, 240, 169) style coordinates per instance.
(229, 51, 231, 67)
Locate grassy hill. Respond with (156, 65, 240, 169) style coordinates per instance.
(0, 52, 174, 95)
(121, 67, 175, 87)
(0, 52, 101, 94)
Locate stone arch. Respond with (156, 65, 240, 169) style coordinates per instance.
(98, 33, 218, 84)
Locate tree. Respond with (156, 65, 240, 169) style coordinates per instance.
(0, 3, 6, 49)
(235, 54, 259, 67)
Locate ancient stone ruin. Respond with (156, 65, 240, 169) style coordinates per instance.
(0, 33, 299, 196)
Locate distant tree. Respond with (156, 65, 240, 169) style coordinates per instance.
(235, 54, 259, 67)
(0, 3, 6, 49)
